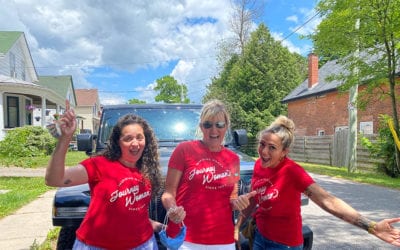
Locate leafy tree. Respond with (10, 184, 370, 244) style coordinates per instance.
(205, 24, 307, 136)
(311, 0, 400, 173)
(128, 98, 146, 104)
(154, 75, 190, 103)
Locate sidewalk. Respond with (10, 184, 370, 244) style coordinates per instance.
(0, 167, 56, 250)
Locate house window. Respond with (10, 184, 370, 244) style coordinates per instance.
(10, 52, 16, 78)
(360, 121, 373, 135)
(6, 96, 19, 128)
(317, 130, 325, 136)
(93, 104, 97, 116)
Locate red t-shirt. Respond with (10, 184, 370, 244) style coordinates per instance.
(76, 156, 154, 249)
(167, 140, 240, 244)
(251, 157, 314, 247)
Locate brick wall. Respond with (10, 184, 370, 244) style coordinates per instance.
(287, 82, 400, 136)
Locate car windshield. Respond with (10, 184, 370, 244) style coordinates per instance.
(99, 106, 202, 145)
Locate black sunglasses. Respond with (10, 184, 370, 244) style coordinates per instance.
(202, 121, 226, 129)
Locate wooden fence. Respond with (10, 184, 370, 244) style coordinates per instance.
(289, 131, 384, 171)
(242, 130, 384, 171)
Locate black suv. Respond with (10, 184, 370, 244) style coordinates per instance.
(51, 104, 312, 249)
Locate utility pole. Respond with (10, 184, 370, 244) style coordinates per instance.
(346, 16, 360, 172)
(347, 81, 358, 172)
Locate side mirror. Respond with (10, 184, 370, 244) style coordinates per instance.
(77, 133, 93, 154)
(233, 129, 248, 146)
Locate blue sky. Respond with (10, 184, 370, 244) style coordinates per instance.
(0, 0, 321, 105)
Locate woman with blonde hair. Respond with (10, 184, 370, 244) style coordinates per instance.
(161, 99, 255, 250)
(236, 115, 400, 250)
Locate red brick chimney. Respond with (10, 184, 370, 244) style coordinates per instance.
(308, 53, 318, 88)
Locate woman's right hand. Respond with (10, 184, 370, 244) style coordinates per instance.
(167, 206, 186, 224)
(58, 100, 77, 138)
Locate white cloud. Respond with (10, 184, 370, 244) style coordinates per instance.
(271, 32, 301, 54)
(171, 60, 195, 84)
(0, 0, 234, 104)
(100, 93, 128, 105)
(286, 15, 298, 23)
(1, 0, 317, 105)
(137, 83, 158, 104)
(290, 8, 321, 37)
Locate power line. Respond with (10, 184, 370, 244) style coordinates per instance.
(280, 10, 321, 42)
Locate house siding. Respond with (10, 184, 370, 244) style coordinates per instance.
(288, 83, 400, 136)
(75, 89, 101, 134)
(0, 37, 32, 82)
(288, 91, 348, 136)
(75, 106, 97, 133)
(0, 31, 75, 140)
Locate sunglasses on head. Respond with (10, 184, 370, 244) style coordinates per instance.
(202, 121, 226, 129)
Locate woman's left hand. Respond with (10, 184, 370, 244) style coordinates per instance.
(373, 218, 400, 246)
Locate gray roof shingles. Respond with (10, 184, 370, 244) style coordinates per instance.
(282, 59, 345, 103)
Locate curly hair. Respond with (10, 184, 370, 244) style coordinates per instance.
(98, 114, 162, 197)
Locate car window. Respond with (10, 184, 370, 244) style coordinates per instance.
(99, 107, 202, 145)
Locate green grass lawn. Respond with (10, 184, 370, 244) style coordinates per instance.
(0, 177, 53, 219)
(0, 151, 88, 168)
(0, 151, 87, 219)
(301, 162, 400, 190)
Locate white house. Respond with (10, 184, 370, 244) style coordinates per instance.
(0, 31, 76, 140)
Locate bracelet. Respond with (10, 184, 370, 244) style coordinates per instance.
(167, 206, 177, 214)
(368, 221, 377, 234)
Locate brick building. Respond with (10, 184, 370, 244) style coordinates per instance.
(282, 53, 400, 136)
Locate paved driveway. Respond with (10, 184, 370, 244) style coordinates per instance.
(302, 173, 400, 250)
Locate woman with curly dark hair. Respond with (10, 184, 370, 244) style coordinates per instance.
(45, 101, 162, 250)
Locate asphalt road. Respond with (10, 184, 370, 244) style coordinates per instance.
(302, 173, 400, 250)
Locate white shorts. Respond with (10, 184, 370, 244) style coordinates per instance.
(179, 241, 235, 250)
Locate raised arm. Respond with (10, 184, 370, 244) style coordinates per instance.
(306, 183, 400, 247)
(45, 101, 88, 187)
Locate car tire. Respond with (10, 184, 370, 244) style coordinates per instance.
(57, 226, 78, 250)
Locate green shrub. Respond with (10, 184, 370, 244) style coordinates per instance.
(0, 126, 56, 157)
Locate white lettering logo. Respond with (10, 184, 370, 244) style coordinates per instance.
(109, 178, 150, 209)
